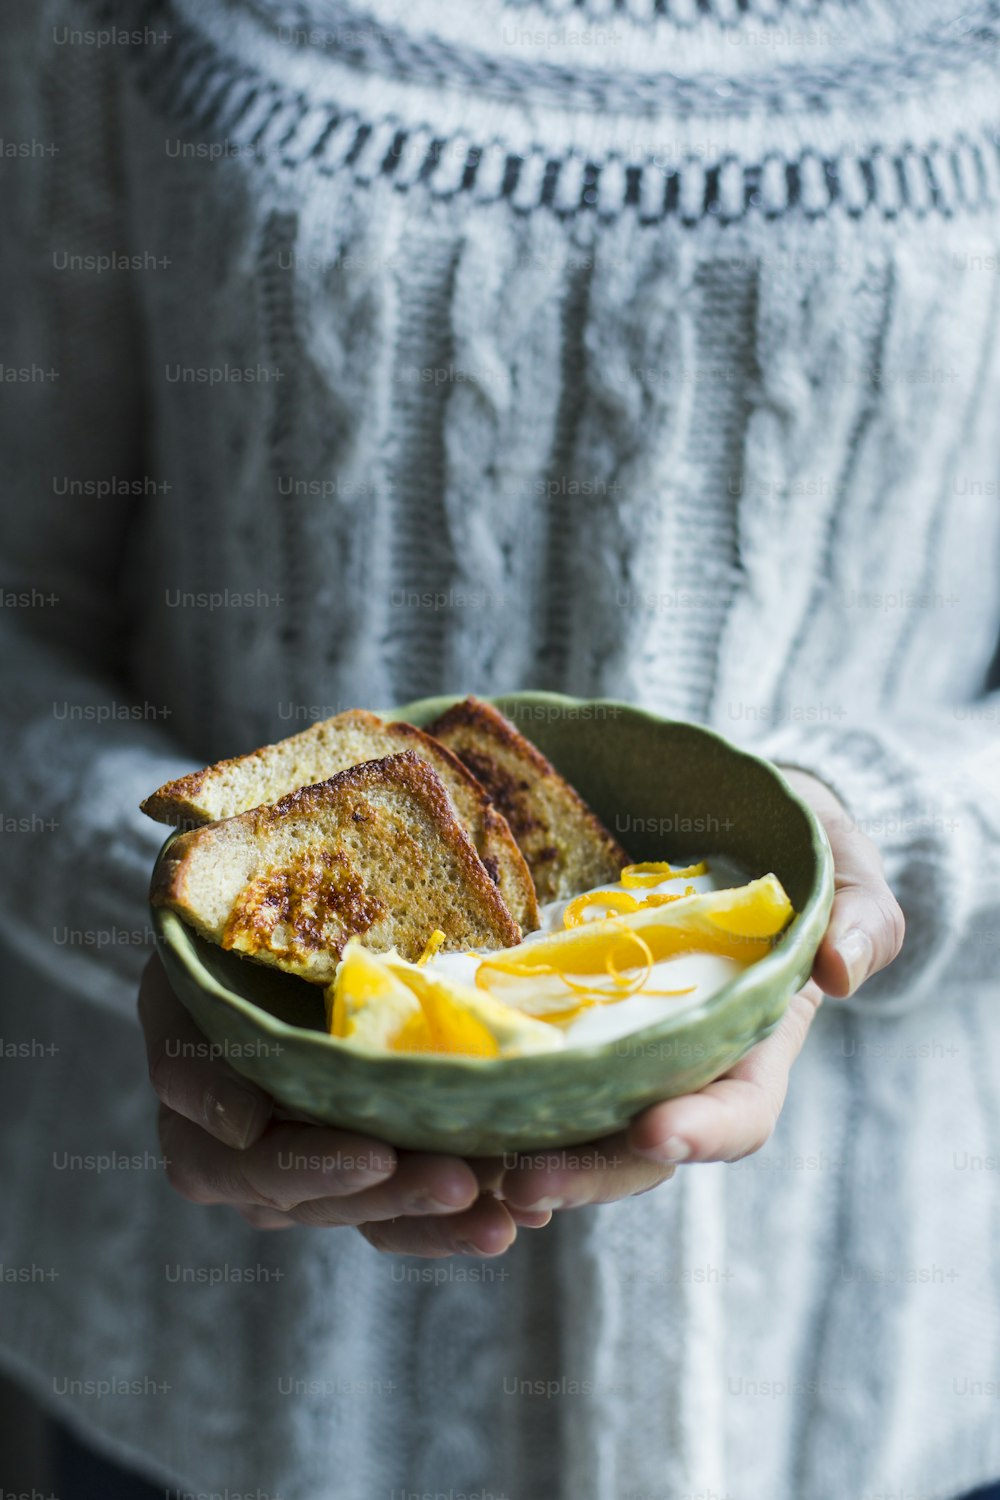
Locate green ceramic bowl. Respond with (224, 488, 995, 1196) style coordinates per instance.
(152, 692, 833, 1154)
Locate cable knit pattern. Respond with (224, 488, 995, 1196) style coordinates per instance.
(440, 213, 569, 690)
(1, 0, 1000, 1496)
(563, 232, 704, 701)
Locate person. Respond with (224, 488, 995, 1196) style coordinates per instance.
(1, 0, 999, 1496)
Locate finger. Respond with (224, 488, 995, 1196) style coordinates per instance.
(467, 1160, 553, 1225)
(358, 1195, 518, 1258)
(505, 1207, 553, 1229)
(157, 1110, 397, 1210)
(628, 982, 823, 1164)
(285, 1154, 481, 1226)
(812, 825, 905, 996)
(234, 1204, 297, 1231)
(780, 776, 905, 997)
(500, 1132, 675, 1212)
(139, 954, 274, 1149)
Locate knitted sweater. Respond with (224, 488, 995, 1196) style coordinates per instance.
(1, 0, 999, 1494)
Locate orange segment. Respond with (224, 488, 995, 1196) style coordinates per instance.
(383, 956, 562, 1057)
(396, 974, 500, 1058)
(325, 941, 424, 1046)
(703, 882, 795, 937)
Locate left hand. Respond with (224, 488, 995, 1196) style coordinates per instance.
(498, 769, 905, 1211)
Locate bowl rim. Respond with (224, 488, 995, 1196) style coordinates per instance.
(152, 691, 834, 1075)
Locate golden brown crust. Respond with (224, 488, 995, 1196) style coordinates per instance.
(428, 697, 555, 776)
(222, 848, 389, 960)
(140, 788, 204, 828)
(140, 710, 390, 827)
(426, 697, 632, 903)
(148, 839, 188, 908)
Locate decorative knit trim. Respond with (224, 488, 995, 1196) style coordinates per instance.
(240, 0, 1000, 115)
(499, 0, 832, 21)
(113, 6, 1000, 229)
(500, 0, 839, 19)
(260, 0, 842, 30)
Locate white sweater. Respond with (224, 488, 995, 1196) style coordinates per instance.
(2, 0, 1000, 1495)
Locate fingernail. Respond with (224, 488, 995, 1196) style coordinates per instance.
(205, 1087, 268, 1150)
(519, 1195, 566, 1212)
(515, 1213, 553, 1229)
(646, 1136, 691, 1163)
(836, 928, 873, 993)
(404, 1190, 468, 1214)
(455, 1240, 489, 1258)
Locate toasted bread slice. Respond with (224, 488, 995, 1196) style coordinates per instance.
(426, 698, 631, 904)
(151, 752, 522, 983)
(141, 709, 539, 935)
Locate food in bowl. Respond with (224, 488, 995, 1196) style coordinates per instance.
(145, 697, 795, 1060)
(327, 862, 793, 1057)
(148, 692, 833, 1154)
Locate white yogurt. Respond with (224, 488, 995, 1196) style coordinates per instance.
(429, 855, 751, 1046)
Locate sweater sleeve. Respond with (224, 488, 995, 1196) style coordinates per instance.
(749, 683, 1000, 1017)
(0, 1, 196, 1019)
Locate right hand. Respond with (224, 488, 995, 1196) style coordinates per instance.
(138, 955, 551, 1256)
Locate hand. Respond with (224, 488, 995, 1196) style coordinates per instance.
(622, 768, 906, 1168)
(138, 955, 551, 1256)
(501, 770, 905, 1199)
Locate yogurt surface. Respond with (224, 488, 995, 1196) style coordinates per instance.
(429, 855, 752, 1046)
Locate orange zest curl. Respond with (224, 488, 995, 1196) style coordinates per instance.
(604, 922, 656, 991)
(562, 889, 642, 927)
(620, 860, 708, 889)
